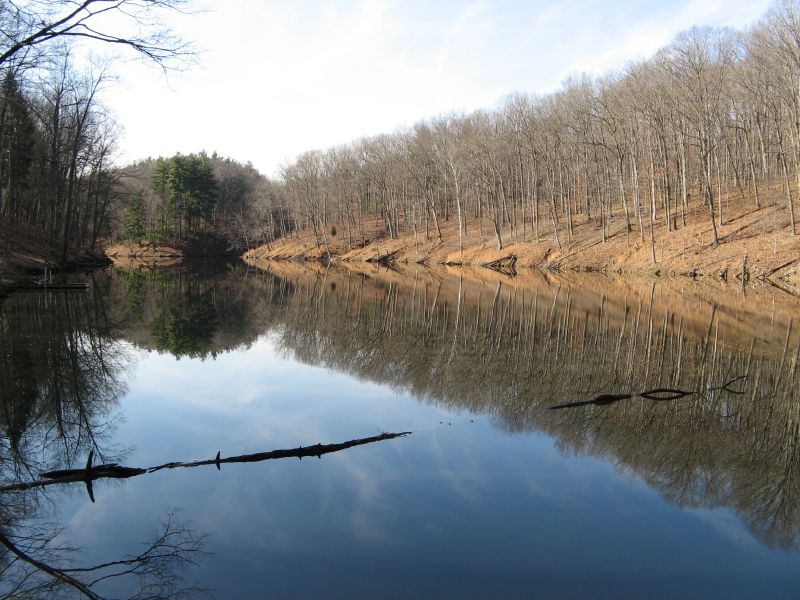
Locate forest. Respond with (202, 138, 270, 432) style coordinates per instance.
(266, 1, 800, 263)
(0, 57, 116, 256)
(2, 0, 800, 270)
(118, 153, 282, 250)
(0, 0, 280, 267)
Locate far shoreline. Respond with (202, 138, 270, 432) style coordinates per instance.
(242, 188, 800, 292)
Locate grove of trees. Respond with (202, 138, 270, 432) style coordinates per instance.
(118, 152, 284, 250)
(0, 56, 118, 256)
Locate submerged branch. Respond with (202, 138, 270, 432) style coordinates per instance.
(547, 376, 747, 410)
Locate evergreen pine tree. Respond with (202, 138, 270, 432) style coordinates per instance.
(124, 190, 146, 240)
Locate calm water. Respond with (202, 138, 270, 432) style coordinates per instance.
(2, 262, 800, 598)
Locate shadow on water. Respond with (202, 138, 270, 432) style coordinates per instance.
(2, 260, 800, 596)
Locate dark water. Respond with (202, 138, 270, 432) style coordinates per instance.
(2, 262, 800, 598)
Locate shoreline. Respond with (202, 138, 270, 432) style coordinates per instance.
(0, 220, 111, 296)
(243, 194, 800, 291)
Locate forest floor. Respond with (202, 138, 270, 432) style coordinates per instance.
(0, 219, 109, 293)
(244, 184, 800, 290)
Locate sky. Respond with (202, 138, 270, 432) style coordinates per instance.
(100, 0, 774, 178)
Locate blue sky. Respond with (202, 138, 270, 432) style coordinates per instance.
(102, 0, 773, 176)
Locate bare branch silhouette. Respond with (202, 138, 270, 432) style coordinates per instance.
(0, 432, 413, 497)
(0, 509, 207, 599)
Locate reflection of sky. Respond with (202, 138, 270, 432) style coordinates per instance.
(54, 336, 800, 599)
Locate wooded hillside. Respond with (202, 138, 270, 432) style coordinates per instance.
(252, 1, 800, 273)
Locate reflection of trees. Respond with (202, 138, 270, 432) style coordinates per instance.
(0, 285, 208, 599)
(151, 296, 219, 359)
(0, 509, 207, 599)
(110, 264, 280, 359)
(0, 286, 128, 478)
(3, 263, 795, 593)
(120, 269, 222, 359)
(256, 263, 800, 550)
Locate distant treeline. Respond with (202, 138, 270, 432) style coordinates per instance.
(274, 0, 800, 253)
(4, 1, 800, 260)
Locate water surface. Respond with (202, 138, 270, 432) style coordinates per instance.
(1, 262, 799, 598)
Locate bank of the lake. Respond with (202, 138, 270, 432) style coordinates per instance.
(0, 219, 110, 294)
(245, 186, 800, 289)
(105, 235, 239, 269)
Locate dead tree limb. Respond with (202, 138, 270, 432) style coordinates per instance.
(481, 254, 517, 275)
(0, 432, 413, 498)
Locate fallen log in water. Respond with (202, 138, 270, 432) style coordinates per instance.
(9, 282, 89, 291)
(149, 431, 412, 471)
(367, 249, 400, 267)
(0, 432, 412, 501)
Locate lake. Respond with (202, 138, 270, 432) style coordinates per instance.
(1, 261, 799, 599)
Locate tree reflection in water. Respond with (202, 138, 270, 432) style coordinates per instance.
(248, 262, 800, 551)
(3, 261, 800, 596)
(0, 280, 206, 599)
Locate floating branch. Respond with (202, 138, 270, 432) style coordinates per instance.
(547, 376, 747, 410)
(148, 431, 412, 471)
(0, 432, 412, 500)
(9, 282, 89, 291)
